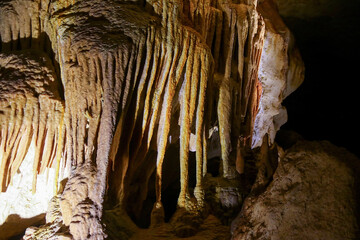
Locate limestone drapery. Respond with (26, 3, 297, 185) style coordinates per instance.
(0, 0, 304, 239)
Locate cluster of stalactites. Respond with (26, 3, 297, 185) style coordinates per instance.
(0, 0, 270, 205)
(47, 0, 213, 212)
(0, 52, 65, 193)
(0, 0, 67, 195)
(57, 0, 210, 189)
(0, 2, 303, 237)
(147, 0, 266, 179)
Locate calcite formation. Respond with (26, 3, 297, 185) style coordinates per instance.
(0, 51, 65, 193)
(0, 0, 304, 239)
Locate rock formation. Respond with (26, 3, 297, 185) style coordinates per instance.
(0, 0, 308, 239)
(231, 140, 360, 240)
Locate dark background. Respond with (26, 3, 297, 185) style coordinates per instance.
(277, 0, 360, 157)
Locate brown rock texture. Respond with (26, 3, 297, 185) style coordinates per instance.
(0, 50, 64, 192)
(0, 0, 305, 239)
(231, 140, 360, 240)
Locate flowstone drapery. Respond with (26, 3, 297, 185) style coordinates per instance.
(0, 0, 304, 239)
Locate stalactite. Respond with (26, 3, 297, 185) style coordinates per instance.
(178, 42, 192, 208)
(217, 75, 233, 178)
(54, 106, 65, 194)
(194, 50, 210, 205)
(134, 27, 155, 125)
(142, 37, 161, 138)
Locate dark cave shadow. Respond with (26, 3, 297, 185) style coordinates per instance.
(280, 13, 360, 158)
(127, 141, 197, 228)
(0, 213, 46, 240)
(0, 32, 65, 101)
